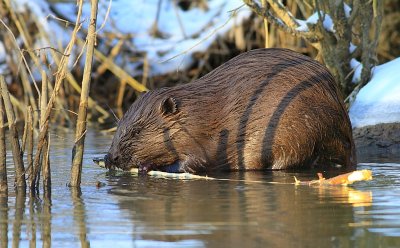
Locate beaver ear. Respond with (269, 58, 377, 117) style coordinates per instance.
(160, 97, 178, 115)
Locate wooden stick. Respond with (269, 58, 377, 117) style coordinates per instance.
(26, 106, 34, 188)
(0, 97, 7, 194)
(30, 0, 84, 192)
(0, 76, 26, 191)
(261, 0, 269, 48)
(41, 71, 51, 191)
(70, 0, 99, 187)
(116, 79, 126, 111)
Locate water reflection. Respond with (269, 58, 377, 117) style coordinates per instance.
(1, 129, 400, 246)
(107, 171, 375, 247)
(42, 194, 51, 248)
(12, 190, 25, 248)
(71, 188, 90, 248)
(0, 195, 8, 248)
(0, 189, 92, 247)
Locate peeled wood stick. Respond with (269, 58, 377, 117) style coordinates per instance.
(0, 97, 7, 194)
(294, 170, 373, 186)
(0, 76, 26, 191)
(70, 0, 99, 187)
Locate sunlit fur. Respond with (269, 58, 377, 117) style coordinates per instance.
(106, 48, 356, 172)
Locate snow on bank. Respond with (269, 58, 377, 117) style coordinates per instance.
(53, 0, 251, 76)
(349, 57, 400, 128)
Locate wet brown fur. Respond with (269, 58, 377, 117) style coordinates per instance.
(106, 48, 356, 173)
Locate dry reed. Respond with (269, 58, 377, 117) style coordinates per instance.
(70, 0, 99, 187)
(0, 76, 26, 191)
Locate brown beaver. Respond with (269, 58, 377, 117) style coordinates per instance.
(105, 48, 356, 174)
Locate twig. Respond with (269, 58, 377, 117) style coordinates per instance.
(25, 106, 34, 189)
(70, 0, 99, 187)
(161, 5, 239, 63)
(173, 0, 187, 38)
(41, 71, 51, 191)
(242, 0, 320, 42)
(96, 0, 113, 34)
(31, 0, 84, 193)
(0, 97, 7, 194)
(22, 47, 70, 57)
(0, 76, 26, 191)
(261, 0, 269, 48)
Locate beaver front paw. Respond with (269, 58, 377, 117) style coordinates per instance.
(138, 163, 154, 175)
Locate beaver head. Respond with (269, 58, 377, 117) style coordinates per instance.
(104, 89, 184, 173)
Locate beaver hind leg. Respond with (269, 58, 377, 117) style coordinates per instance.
(268, 137, 356, 170)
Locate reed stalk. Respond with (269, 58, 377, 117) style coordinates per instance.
(0, 97, 7, 194)
(70, 0, 99, 187)
(0, 76, 26, 191)
(261, 0, 269, 48)
(30, 0, 83, 192)
(41, 71, 51, 192)
(26, 106, 33, 189)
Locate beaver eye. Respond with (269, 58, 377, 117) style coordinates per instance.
(131, 128, 140, 136)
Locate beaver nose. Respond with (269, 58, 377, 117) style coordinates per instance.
(104, 153, 118, 167)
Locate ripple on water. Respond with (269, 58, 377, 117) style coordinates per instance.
(2, 130, 400, 246)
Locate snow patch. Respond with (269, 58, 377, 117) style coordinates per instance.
(295, 4, 352, 33)
(302, 11, 334, 32)
(53, 0, 251, 75)
(349, 42, 357, 54)
(350, 57, 400, 128)
(344, 4, 352, 18)
(350, 58, 362, 83)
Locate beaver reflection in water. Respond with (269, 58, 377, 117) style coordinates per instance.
(105, 48, 356, 174)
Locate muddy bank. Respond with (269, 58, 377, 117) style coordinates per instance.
(353, 122, 400, 161)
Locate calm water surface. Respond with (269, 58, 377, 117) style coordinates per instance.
(1, 129, 400, 247)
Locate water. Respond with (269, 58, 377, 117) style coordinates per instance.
(1, 129, 400, 247)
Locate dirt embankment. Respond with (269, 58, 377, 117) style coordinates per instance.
(353, 122, 400, 161)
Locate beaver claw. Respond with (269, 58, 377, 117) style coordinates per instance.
(138, 163, 154, 175)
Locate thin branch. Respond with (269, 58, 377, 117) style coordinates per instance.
(243, 0, 320, 42)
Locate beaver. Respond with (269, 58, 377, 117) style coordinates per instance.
(105, 48, 356, 174)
